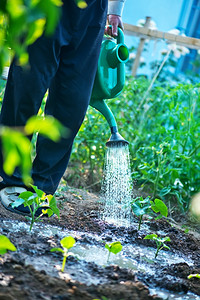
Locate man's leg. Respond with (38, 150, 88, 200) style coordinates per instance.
(32, 2, 108, 194)
(0, 33, 62, 188)
(0, 0, 107, 194)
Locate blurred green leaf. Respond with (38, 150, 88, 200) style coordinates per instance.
(24, 115, 67, 142)
(0, 235, 17, 255)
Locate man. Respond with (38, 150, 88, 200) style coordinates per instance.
(0, 0, 126, 215)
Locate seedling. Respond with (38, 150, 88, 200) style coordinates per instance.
(144, 234, 171, 259)
(0, 235, 16, 255)
(51, 236, 76, 272)
(131, 197, 151, 230)
(188, 274, 200, 279)
(150, 198, 168, 219)
(11, 185, 60, 231)
(105, 241, 123, 263)
(131, 197, 168, 230)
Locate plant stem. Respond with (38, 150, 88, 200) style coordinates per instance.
(155, 247, 159, 259)
(138, 215, 143, 230)
(155, 245, 164, 259)
(28, 205, 34, 231)
(107, 251, 111, 263)
(153, 153, 161, 198)
(61, 255, 67, 272)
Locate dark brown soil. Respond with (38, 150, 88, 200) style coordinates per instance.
(0, 183, 200, 300)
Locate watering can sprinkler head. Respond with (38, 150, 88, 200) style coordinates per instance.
(106, 126, 129, 148)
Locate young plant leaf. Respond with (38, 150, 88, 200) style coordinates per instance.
(50, 247, 64, 253)
(131, 197, 151, 216)
(105, 241, 123, 263)
(0, 235, 17, 255)
(144, 234, 157, 240)
(30, 185, 45, 198)
(150, 198, 168, 218)
(11, 197, 25, 208)
(61, 236, 76, 249)
(24, 116, 67, 142)
(188, 274, 200, 279)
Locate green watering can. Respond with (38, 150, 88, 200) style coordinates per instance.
(90, 27, 129, 147)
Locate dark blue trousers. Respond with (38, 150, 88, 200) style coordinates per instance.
(0, 0, 107, 194)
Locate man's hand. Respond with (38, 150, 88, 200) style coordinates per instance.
(105, 15, 124, 37)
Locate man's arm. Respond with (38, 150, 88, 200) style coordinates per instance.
(105, 0, 126, 37)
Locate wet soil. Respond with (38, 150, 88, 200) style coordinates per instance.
(0, 183, 200, 300)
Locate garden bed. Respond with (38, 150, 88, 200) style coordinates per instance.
(0, 184, 200, 300)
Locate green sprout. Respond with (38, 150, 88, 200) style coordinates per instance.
(105, 241, 123, 263)
(51, 236, 76, 272)
(0, 235, 16, 255)
(144, 234, 171, 259)
(131, 197, 168, 230)
(188, 274, 200, 279)
(11, 185, 60, 231)
(131, 197, 151, 230)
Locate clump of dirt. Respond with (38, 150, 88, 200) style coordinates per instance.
(0, 184, 200, 300)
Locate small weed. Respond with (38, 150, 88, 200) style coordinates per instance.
(0, 235, 16, 255)
(51, 236, 76, 272)
(105, 241, 123, 263)
(144, 234, 171, 259)
(11, 185, 60, 231)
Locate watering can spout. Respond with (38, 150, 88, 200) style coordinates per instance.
(90, 98, 128, 147)
(106, 126, 129, 148)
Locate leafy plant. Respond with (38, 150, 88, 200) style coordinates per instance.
(0, 235, 16, 255)
(11, 185, 60, 231)
(51, 236, 76, 272)
(131, 197, 168, 230)
(105, 241, 123, 263)
(131, 196, 151, 230)
(188, 274, 200, 280)
(144, 234, 171, 259)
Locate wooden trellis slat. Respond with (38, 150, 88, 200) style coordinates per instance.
(124, 23, 200, 50)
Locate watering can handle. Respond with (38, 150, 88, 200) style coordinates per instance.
(106, 26, 125, 44)
(103, 26, 128, 98)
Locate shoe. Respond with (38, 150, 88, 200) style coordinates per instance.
(0, 186, 31, 216)
(0, 186, 50, 217)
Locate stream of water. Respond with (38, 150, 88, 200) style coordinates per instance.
(100, 144, 132, 226)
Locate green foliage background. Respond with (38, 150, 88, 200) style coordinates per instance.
(71, 76, 200, 210)
(1, 74, 200, 210)
(0, 0, 62, 73)
(0, 0, 199, 211)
